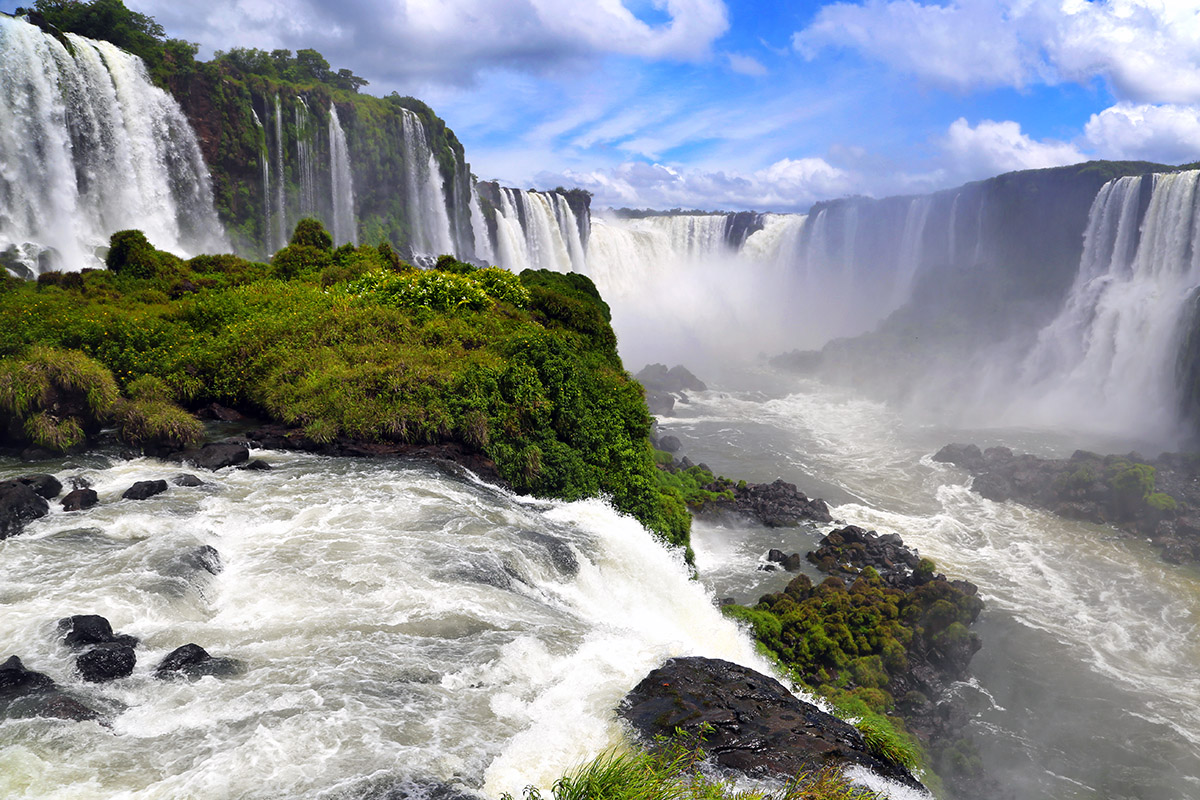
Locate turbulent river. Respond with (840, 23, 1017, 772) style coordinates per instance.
(3, 374, 1199, 800)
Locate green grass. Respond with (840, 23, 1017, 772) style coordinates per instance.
(503, 730, 878, 800)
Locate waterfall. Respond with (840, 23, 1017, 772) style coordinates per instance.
(328, 106, 356, 245)
(294, 97, 317, 219)
(272, 95, 286, 252)
(469, 184, 494, 264)
(399, 108, 454, 257)
(251, 107, 271, 255)
(1013, 171, 1200, 438)
(0, 16, 224, 276)
(490, 188, 587, 273)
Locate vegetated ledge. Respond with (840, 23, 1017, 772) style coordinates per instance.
(934, 443, 1200, 564)
(0, 221, 692, 552)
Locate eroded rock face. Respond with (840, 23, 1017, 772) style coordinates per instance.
(619, 656, 925, 791)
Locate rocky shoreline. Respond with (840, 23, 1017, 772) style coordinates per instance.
(934, 443, 1200, 564)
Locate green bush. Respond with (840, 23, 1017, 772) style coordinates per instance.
(0, 345, 120, 450)
(289, 217, 333, 250)
(106, 229, 162, 279)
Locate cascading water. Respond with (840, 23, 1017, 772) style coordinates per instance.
(0, 16, 225, 276)
(491, 188, 585, 273)
(469, 185, 495, 264)
(252, 108, 271, 253)
(399, 108, 454, 257)
(0, 451, 792, 799)
(328, 106, 356, 246)
(271, 95, 286, 252)
(1011, 170, 1200, 441)
(294, 98, 318, 219)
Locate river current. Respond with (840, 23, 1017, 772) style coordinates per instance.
(2, 374, 1198, 799)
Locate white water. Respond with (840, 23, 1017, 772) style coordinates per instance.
(660, 376, 1200, 800)
(294, 98, 318, 220)
(0, 16, 225, 276)
(1010, 170, 1200, 442)
(329, 107, 356, 246)
(492, 189, 585, 273)
(271, 95, 286, 252)
(0, 451, 796, 799)
(399, 109, 454, 257)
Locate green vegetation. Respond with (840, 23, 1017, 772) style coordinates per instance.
(1105, 458, 1178, 516)
(0, 223, 692, 550)
(502, 730, 877, 800)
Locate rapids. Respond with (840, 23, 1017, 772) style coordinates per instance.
(0, 449, 778, 800)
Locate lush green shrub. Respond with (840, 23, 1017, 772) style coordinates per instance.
(1146, 492, 1178, 513)
(0, 345, 119, 450)
(112, 397, 202, 448)
(289, 217, 333, 251)
(106, 229, 162, 279)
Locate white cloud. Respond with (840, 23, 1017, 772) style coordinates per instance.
(942, 118, 1085, 176)
(793, 0, 1200, 104)
(132, 0, 730, 87)
(726, 52, 768, 76)
(1084, 103, 1200, 164)
(539, 156, 855, 211)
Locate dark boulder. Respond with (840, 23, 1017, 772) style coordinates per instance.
(14, 474, 62, 499)
(766, 548, 803, 571)
(239, 459, 272, 471)
(61, 488, 99, 511)
(644, 390, 675, 416)
(657, 434, 682, 453)
(171, 442, 249, 471)
(58, 615, 139, 649)
(122, 479, 168, 501)
(172, 473, 205, 487)
(932, 443, 985, 471)
(0, 655, 101, 722)
(620, 656, 925, 790)
(696, 478, 832, 527)
(0, 480, 50, 539)
(155, 644, 243, 680)
(971, 472, 1013, 502)
(76, 644, 136, 682)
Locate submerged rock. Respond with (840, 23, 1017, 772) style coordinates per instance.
(172, 473, 205, 487)
(0, 655, 101, 722)
(620, 656, 925, 790)
(154, 644, 243, 680)
(170, 442, 250, 471)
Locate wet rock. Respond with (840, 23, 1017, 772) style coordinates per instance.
(971, 472, 1012, 502)
(170, 442, 249, 471)
(154, 644, 243, 680)
(76, 644, 136, 683)
(636, 363, 707, 394)
(517, 530, 578, 576)
(19, 446, 57, 462)
(177, 544, 223, 576)
(61, 488, 99, 511)
(644, 389, 675, 416)
(766, 548, 803, 571)
(172, 473, 205, 487)
(122, 479, 168, 501)
(620, 656, 925, 790)
(657, 434, 682, 453)
(195, 403, 248, 422)
(239, 459, 272, 471)
(933, 443, 985, 471)
(0, 655, 101, 722)
(13, 474, 62, 499)
(0, 479, 50, 539)
(696, 478, 833, 527)
(58, 615, 139, 649)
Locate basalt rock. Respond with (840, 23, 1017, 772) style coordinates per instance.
(154, 644, 243, 680)
(0, 479, 49, 539)
(76, 644, 136, 683)
(122, 479, 168, 500)
(61, 487, 99, 511)
(934, 443, 1200, 565)
(697, 478, 833, 527)
(620, 656, 925, 791)
(172, 473, 205, 487)
(58, 615, 139, 649)
(13, 473, 62, 500)
(0, 655, 102, 722)
(170, 441, 250, 471)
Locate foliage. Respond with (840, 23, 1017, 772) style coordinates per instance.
(112, 397, 202, 448)
(0, 345, 119, 451)
(107, 229, 163, 279)
(0, 237, 688, 549)
(290, 217, 334, 251)
(501, 729, 877, 800)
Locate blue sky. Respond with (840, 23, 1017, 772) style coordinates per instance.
(8, 0, 1200, 211)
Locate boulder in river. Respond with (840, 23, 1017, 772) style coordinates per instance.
(61, 487, 99, 511)
(58, 614, 139, 649)
(0, 655, 102, 722)
(619, 656, 925, 790)
(76, 644, 136, 683)
(0, 479, 49, 539)
(122, 479, 168, 501)
(154, 644, 243, 680)
(170, 442, 249, 471)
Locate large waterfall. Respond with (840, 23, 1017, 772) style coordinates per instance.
(399, 108, 455, 257)
(1010, 170, 1200, 441)
(491, 188, 587, 273)
(0, 16, 225, 277)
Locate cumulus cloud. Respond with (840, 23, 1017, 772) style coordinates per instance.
(793, 0, 1200, 104)
(133, 0, 730, 87)
(942, 118, 1085, 176)
(1084, 103, 1200, 164)
(540, 156, 855, 211)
